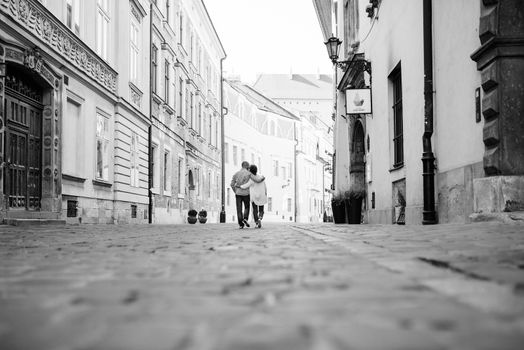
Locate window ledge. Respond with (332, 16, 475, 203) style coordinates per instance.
(178, 193, 185, 199)
(163, 191, 172, 197)
(63, 174, 86, 183)
(177, 116, 188, 126)
(92, 179, 112, 188)
(389, 164, 404, 172)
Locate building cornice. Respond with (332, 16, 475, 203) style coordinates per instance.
(0, 0, 117, 94)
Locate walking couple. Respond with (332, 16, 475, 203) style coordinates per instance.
(231, 161, 267, 229)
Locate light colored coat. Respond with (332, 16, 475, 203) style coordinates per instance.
(240, 175, 268, 205)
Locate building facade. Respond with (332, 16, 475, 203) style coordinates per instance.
(150, 0, 225, 224)
(314, 0, 524, 224)
(0, 0, 225, 224)
(223, 79, 298, 224)
(254, 74, 333, 222)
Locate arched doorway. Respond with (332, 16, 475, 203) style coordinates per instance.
(349, 120, 366, 224)
(4, 63, 45, 210)
(1, 44, 62, 217)
(188, 170, 195, 190)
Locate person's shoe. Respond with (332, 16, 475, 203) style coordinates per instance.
(256, 220, 262, 228)
(243, 219, 250, 228)
(259, 213, 264, 221)
(239, 224, 244, 229)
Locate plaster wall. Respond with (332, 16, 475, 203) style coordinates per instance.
(361, 0, 425, 224)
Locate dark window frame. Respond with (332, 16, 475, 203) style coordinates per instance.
(390, 65, 404, 168)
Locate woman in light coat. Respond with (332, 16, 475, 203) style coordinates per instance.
(240, 164, 267, 228)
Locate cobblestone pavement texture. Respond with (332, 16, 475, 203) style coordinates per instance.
(1, 222, 524, 350)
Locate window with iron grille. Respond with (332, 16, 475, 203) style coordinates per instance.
(390, 65, 403, 167)
(131, 204, 137, 218)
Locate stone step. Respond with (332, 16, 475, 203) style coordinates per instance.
(469, 211, 524, 224)
(3, 219, 66, 226)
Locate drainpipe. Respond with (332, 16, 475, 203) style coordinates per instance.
(422, 0, 437, 224)
(148, 3, 153, 224)
(219, 56, 227, 223)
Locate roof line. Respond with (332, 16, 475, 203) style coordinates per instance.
(201, 0, 226, 58)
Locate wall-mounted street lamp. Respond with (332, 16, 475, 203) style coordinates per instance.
(325, 37, 342, 64)
(324, 36, 372, 74)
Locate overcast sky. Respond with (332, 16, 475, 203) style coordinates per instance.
(205, 0, 332, 84)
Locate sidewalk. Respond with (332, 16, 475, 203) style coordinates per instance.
(0, 222, 523, 350)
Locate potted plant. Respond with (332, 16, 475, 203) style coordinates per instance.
(198, 209, 207, 224)
(348, 188, 366, 224)
(187, 209, 198, 224)
(331, 192, 348, 224)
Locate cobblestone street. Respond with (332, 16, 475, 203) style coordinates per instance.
(1, 222, 524, 350)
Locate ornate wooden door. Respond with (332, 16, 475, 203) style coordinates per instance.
(4, 93, 42, 210)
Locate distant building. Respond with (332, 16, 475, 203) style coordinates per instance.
(224, 80, 298, 223)
(314, 0, 524, 224)
(253, 74, 333, 222)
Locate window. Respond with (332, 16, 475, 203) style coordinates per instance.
(151, 45, 158, 94)
(178, 78, 184, 117)
(130, 18, 140, 84)
(163, 151, 169, 192)
(241, 149, 245, 163)
(164, 59, 170, 102)
(177, 157, 184, 194)
(63, 99, 83, 177)
(131, 204, 137, 218)
(208, 171, 211, 198)
(288, 162, 292, 178)
(66, 0, 80, 35)
(251, 153, 255, 165)
(232, 145, 238, 166)
(208, 114, 212, 143)
(227, 188, 231, 206)
(179, 12, 184, 46)
(195, 168, 200, 196)
(96, 0, 109, 60)
(268, 197, 273, 212)
(130, 133, 140, 187)
(185, 85, 189, 120)
(215, 119, 219, 147)
(96, 113, 110, 180)
(273, 160, 279, 176)
(258, 157, 261, 172)
(287, 198, 292, 212)
(190, 93, 194, 128)
(281, 166, 286, 179)
(224, 142, 229, 163)
(151, 144, 157, 189)
(216, 174, 219, 200)
(198, 102, 202, 134)
(390, 65, 404, 167)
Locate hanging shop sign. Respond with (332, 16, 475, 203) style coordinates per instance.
(346, 88, 372, 114)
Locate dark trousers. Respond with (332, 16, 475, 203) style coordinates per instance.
(252, 203, 264, 222)
(235, 195, 250, 226)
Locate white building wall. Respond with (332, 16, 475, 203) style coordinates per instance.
(224, 83, 295, 224)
